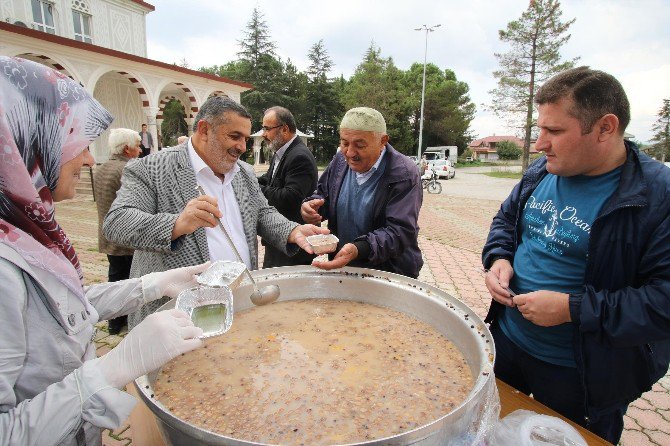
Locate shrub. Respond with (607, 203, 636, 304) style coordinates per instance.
(496, 140, 522, 160)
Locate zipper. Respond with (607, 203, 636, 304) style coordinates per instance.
(578, 202, 644, 425)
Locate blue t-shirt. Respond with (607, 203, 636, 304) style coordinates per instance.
(500, 167, 622, 367)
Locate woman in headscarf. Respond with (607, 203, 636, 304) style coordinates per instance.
(0, 56, 208, 445)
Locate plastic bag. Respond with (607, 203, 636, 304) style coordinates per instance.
(432, 363, 500, 446)
(490, 409, 587, 446)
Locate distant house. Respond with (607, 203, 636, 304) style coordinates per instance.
(468, 135, 537, 161)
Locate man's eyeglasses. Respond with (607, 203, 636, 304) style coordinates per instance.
(261, 124, 283, 132)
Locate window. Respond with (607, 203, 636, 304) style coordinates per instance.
(71, 0, 92, 43)
(31, 0, 55, 34)
(72, 10, 92, 43)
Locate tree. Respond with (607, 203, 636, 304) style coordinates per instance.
(489, 0, 578, 172)
(160, 99, 188, 147)
(201, 7, 309, 143)
(405, 63, 476, 154)
(496, 140, 523, 160)
(237, 7, 276, 67)
(650, 99, 670, 162)
(304, 40, 343, 162)
(343, 43, 413, 153)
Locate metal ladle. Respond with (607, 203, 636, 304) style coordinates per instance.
(195, 185, 280, 306)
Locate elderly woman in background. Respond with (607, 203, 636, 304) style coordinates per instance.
(0, 56, 207, 445)
(94, 128, 142, 334)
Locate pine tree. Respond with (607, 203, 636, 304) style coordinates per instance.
(489, 0, 578, 171)
(650, 98, 670, 162)
(305, 40, 342, 162)
(237, 7, 276, 68)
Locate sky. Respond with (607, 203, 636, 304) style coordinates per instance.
(146, 0, 670, 144)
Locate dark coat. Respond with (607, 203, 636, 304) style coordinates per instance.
(257, 137, 318, 267)
(482, 142, 670, 417)
(307, 144, 423, 278)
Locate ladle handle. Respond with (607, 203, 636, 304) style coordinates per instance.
(195, 185, 258, 288)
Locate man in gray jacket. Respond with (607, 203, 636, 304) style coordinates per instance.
(93, 127, 142, 334)
(104, 96, 328, 328)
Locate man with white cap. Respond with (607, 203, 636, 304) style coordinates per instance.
(301, 107, 423, 277)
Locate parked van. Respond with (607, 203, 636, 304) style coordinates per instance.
(424, 146, 458, 165)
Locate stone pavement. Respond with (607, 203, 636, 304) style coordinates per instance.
(53, 167, 668, 445)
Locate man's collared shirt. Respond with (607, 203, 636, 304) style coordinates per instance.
(141, 131, 150, 148)
(269, 135, 297, 179)
(354, 148, 386, 185)
(187, 139, 251, 268)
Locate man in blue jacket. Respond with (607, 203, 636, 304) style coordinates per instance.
(301, 107, 423, 277)
(482, 66, 670, 444)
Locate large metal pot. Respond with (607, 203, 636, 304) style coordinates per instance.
(135, 266, 496, 445)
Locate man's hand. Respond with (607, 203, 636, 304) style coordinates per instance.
(312, 243, 358, 270)
(301, 199, 324, 225)
(484, 258, 516, 307)
(288, 224, 330, 254)
(513, 291, 571, 327)
(171, 195, 222, 240)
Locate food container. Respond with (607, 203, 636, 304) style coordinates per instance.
(175, 286, 234, 338)
(305, 234, 339, 255)
(196, 260, 246, 289)
(136, 266, 498, 445)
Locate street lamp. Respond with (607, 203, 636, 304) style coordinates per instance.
(415, 24, 441, 160)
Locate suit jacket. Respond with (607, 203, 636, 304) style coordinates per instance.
(103, 142, 298, 327)
(257, 137, 317, 267)
(93, 154, 134, 256)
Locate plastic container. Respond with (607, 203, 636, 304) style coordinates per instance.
(175, 286, 234, 338)
(196, 260, 246, 290)
(306, 234, 339, 255)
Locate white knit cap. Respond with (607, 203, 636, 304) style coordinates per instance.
(339, 107, 387, 134)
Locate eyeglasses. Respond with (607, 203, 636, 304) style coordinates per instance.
(261, 124, 283, 132)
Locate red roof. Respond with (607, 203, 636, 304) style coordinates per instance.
(0, 22, 252, 89)
(469, 135, 526, 147)
(130, 0, 155, 11)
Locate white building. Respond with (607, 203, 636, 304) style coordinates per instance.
(1, 0, 252, 162)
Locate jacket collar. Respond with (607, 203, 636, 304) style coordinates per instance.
(334, 143, 411, 183)
(525, 140, 647, 212)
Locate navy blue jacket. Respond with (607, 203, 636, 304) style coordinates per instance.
(307, 144, 424, 278)
(483, 142, 670, 417)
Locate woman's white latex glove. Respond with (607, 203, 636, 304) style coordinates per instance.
(92, 309, 203, 389)
(141, 261, 210, 303)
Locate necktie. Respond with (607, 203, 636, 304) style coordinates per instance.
(267, 155, 276, 180)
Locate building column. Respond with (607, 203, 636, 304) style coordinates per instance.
(155, 118, 164, 149)
(185, 117, 195, 136)
(143, 106, 159, 154)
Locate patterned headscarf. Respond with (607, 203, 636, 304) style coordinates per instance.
(0, 56, 113, 299)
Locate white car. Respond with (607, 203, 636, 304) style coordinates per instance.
(428, 159, 455, 179)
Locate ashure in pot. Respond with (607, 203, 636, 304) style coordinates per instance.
(136, 266, 498, 446)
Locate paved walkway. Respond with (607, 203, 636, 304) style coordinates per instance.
(54, 166, 669, 445)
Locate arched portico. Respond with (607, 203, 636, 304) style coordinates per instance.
(12, 52, 79, 82)
(2, 21, 253, 163)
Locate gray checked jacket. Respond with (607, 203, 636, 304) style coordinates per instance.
(103, 143, 298, 328)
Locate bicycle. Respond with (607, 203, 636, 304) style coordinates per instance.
(421, 170, 442, 194)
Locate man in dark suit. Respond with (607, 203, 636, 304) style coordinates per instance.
(257, 106, 318, 267)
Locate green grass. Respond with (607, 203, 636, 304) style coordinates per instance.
(482, 171, 522, 179)
(456, 160, 482, 167)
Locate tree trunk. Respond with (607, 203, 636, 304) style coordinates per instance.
(523, 29, 539, 174)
